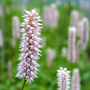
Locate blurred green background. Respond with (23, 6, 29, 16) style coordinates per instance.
(0, 0, 90, 90)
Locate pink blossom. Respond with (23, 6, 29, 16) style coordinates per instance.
(71, 10, 79, 26)
(12, 16, 20, 39)
(16, 9, 42, 83)
(68, 27, 76, 63)
(81, 17, 89, 49)
(46, 48, 56, 67)
(72, 69, 80, 90)
(57, 67, 71, 90)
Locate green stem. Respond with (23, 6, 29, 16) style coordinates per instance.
(22, 79, 26, 90)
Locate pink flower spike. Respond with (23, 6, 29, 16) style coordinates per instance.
(72, 69, 80, 90)
(68, 27, 76, 63)
(57, 67, 71, 90)
(16, 9, 42, 83)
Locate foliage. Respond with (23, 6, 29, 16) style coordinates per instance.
(0, 0, 90, 90)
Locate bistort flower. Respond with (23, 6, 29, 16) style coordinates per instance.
(12, 16, 20, 39)
(71, 10, 79, 26)
(72, 69, 80, 90)
(16, 9, 42, 83)
(57, 67, 71, 90)
(68, 27, 76, 63)
(46, 47, 56, 67)
(81, 17, 89, 49)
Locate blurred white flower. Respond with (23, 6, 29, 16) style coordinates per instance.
(77, 21, 83, 38)
(68, 27, 76, 63)
(46, 48, 56, 67)
(43, 4, 59, 29)
(61, 47, 67, 57)
(71, 10, 79, 26)
(49, 3, 59, 28)
(81, 17, 89, 49)
(72, 69, 80, 90)
(43, 6, 50, 27)
(57, 67, 71, 90)
(12, 16, 20, 39)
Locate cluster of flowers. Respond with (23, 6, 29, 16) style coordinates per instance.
(43, 3, 59, 28)
(68, 10, 89, 63)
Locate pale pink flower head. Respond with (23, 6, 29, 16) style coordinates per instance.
(43, 4, 59, 29)
(61, 47, 67, 57)
(68, 27, 76, 63)
(77, 21, 83, 38)
(12, 16, 20, 39)
(16, 9, 42, 83)
(49, 3, 59, 28)
(57, 67, 71, 90)
(72, 69, 80, 90)
(71, 10, 79, 26)
(46, 48, 56, 67)
(43, 6, 50, 27)
(81, 17, 89, 49)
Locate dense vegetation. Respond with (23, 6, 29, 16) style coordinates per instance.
(0, 0, 90, 90)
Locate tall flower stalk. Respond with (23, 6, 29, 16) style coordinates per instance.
(72, 69, 80, 90)
(71, 10, 79, 27)
(16, 9, 42, 86)
(43, 4, 59, 29)
(77, 22, 83, 38)
(57, 67, 71, 90)
(68, 27, 76, 63)
(12, 16, 20, 39)
(81, 17, 89, 49)
(12, 16, 20, 48)
(49, 3, 59, 28)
